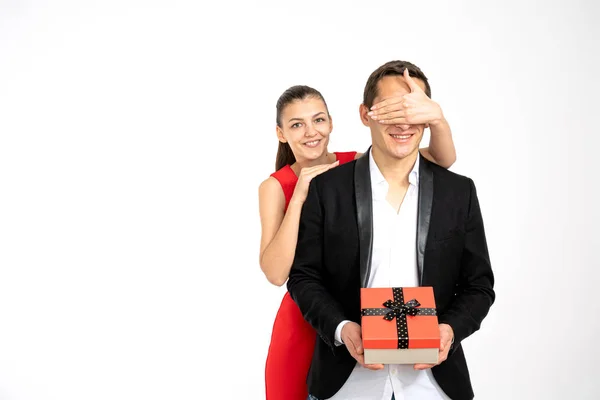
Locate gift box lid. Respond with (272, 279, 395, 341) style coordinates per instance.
(360, 287, 440, 350)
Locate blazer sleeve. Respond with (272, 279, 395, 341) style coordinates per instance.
(438, 178, 495, 348)
(286, 179, 347, 350)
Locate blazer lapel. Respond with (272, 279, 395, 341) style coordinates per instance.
(354, 149, 373, 288)
(417, 156, 434, 285)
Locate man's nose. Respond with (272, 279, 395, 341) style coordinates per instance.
(396, 124, 411, 131)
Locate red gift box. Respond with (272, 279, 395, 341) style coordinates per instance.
(360, 287, 440, 364)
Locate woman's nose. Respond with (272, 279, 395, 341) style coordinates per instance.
(305, 124, 318, 137)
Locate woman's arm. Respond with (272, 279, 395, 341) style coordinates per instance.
(419, 117, 456, 168)
(258, 162, 338, 287)
(258, 177, 303, 287)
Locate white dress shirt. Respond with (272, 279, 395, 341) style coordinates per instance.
(328, 152, 450, 400)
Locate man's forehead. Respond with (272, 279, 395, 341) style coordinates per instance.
(374, 75, 425, 101)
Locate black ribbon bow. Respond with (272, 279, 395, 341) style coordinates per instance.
(382, 298, 421, 321)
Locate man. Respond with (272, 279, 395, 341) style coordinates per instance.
(287, 60, 495, 400)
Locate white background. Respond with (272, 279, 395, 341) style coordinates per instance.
(1, 0, 599, 399)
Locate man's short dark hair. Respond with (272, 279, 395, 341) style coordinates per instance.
(363, 60, 431, 108)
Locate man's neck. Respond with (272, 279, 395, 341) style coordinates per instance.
(372, 147, 419, 186)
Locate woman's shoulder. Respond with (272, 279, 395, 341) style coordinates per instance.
(269, 164, 296, 184)
(261, 165, 297, 200)
(334, 151, 360, 164)
(259, 175, 284, 200)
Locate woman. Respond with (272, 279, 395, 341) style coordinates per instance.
(259, 74, 456, 400)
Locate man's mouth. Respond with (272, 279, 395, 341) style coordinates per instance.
(389, 133, 414, 142)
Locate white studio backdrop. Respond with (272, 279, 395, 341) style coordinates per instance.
(1, 0, 599, 399)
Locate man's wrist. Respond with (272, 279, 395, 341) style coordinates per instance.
(334, 320, 351, 346)
(441, 323, 455, 346)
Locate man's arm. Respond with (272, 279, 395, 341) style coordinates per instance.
(286, 179, 347, 350)
(438, 179, 495, 350)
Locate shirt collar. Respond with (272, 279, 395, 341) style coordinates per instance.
(369, 149, 420, 199)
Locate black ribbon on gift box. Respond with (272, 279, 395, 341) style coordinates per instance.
(361, 287, 437, 349)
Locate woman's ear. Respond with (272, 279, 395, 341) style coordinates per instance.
(276, 126, 287, 143)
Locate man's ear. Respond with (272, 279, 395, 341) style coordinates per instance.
(276, 126, 287, 143)
(359, 104, 371, 127)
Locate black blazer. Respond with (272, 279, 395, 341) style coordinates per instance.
(287, 152, 495, 400)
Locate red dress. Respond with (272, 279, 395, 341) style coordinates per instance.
(265, 151, 357, 400)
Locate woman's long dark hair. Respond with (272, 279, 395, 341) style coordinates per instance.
(275, 85, 329, 171)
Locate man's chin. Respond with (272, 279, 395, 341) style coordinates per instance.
(390, 146, 419, 160)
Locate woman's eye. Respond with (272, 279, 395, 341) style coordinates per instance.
(315, 118, 325, 123)
(291, 123, 302, 129)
